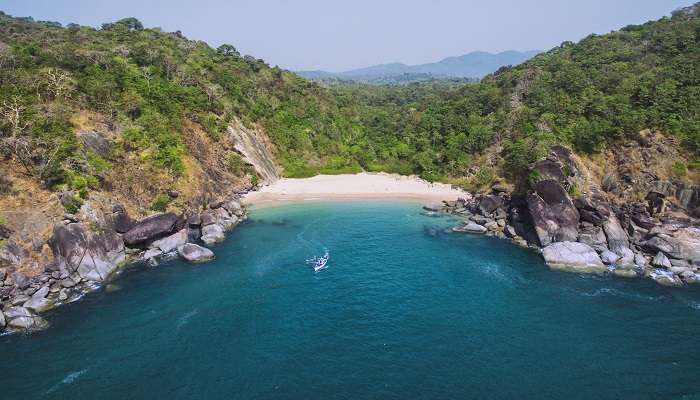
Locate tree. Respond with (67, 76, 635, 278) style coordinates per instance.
(217, 44, 240, 57)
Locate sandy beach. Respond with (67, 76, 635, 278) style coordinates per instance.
(242, 172, 468, 205)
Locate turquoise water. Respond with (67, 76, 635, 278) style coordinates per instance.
(2, 201, 700, 399)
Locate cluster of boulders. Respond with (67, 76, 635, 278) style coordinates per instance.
(443, 145, 700, 286)
(0, 193, 246, 333)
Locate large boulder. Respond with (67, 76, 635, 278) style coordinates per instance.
(577, 224, 608, 252)
(643, 227, 700, 262)
(178, 243, 215, 263)
(123, 213, 179, 247)
(23, 286, 54, 313)
(4, 306, 48, 331)
(652, 252, 672, 268)
(0, 309, 5, 328)
(201, 224, 225, 245)
(477, 195, 504, 216)
(541, 242, 606, 273)
(48, 222, 125, 282)
(150, 229, 188, 254)
(527, 180, 579, 246)
(650, 270, 683, 287)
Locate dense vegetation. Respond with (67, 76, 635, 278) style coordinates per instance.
(0, 3, 698, 192)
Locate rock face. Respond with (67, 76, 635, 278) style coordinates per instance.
(178, 243, 215, 263)
(541, 242, 606, 273)
(123, 213, 180, 247)
(603, 215, 630, 255)
(48, 222, 125, 282)
(527, 180, 579, 246)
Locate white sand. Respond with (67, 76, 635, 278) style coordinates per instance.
(242, 172, 468, 205)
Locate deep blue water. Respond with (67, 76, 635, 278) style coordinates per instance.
(2, 201, 700, 399)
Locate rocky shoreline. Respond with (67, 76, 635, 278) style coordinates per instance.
(437, 146, 699, 287)
(0, 192, 248, 334)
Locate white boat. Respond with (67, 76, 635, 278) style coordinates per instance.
(306, 252, 329, 272)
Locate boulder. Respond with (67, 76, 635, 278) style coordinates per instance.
(603, 215, 630, 255)
(178, 243, 215, 263)
(8, 315, 48, 331)
(150, 229, 188, 254)
(652, 252, 672, 268)
(643, 227, 700, 261)
(201, 224, 225, 244)
(478, 195, 504, 216)
(48, 222, 125, 282)
(650, 270, 683, 287)
(600, 250, 620, 265)
(78, 131, 111, 155)
(423, 204, 440, 212)
(187, 213, 202, 228)
(577, 225, 608, 253)
(452, 222, 487, 234)
(23, 286, 54, 313)
(11, 272, 30, 290)
(541, 242, 606, 273)
(616, 247, 636, 269)
(200, 212, 216, 226)
(612, 268, 638, 279)
(111, 206, 135, 234)
(143, 248, 163, 261)
(527, 180, 579, 246)
(0, 310, 5, 328)
(123, 213, 179, 246)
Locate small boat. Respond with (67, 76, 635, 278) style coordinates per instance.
(306, 251, 329, 272)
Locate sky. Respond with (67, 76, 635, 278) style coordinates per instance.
(1, 0, 694, 72)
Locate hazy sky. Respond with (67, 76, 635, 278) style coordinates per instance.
(1, 0, 693, 71)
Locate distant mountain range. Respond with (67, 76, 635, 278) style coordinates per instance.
(297, 50, 541, 84)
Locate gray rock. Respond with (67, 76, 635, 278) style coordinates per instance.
(78, 131, 111, 155)
(600, 250, 620, 265)
(612, 268, 638, 279)
(4, 306, 32, 319)
(452, 222, 487, 234)
(650, 270, 683, 287)
(423, 204, 440, 212)
(634, 253, 648, 268)
(11, 272, 30, 290)
(60, 278, 76, 288)
(541, 242, 606, 273)
(123, 213, 179, 247)
(484, 221, 500, 231)
(577, 225, 609, 253)
(178, 243, 215, 263)
(111, 206, 135, 234)
(616, 247, 636, 269)
(8, 315, 48, 331)
(681, 271, 699, 284)
(200, 212, 216, 226)
(11, 294, 30, 305)
(652, 252, 672, 269)
(224, 200, 244, 216)
(201, 224, 225, 244)
(143, 248, 163, 261)
(643, 227, 700, 261)
(23, 295, 54, 313)
(187, 213, 202, 227)
(603, 215, 630, 255)
(0, 309, 5, 328)
(150, 229, 188, 254)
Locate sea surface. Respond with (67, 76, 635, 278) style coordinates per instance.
(2, 201, 700, 399)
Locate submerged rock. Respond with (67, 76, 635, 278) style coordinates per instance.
(178, 243, 215, 263)
(650, 269, 683, 287)
(541, 242, 606, 273)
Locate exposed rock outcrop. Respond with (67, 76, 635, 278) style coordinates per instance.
(541, 242, 606, 273)
(123, 213, 180, 247)
(178, 243, 215, 263)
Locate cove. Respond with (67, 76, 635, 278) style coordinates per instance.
(2, 201, 700, 399)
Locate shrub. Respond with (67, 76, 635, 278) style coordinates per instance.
(227, 153, 246, 176)
(672, 161, 687, 177)
(63, 195, 83, 214)
(150, 193, 170, 212)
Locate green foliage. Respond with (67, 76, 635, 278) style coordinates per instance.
(63, 195, 83, 214)
(672, 161, 687, 177)
(0, 5, 698, 190)
(227, 153, 246, 176)
(150, 193, 170, 212)
(0, 214, 7, 226)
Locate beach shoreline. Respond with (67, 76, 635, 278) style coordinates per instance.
(242, 172, 468, 206)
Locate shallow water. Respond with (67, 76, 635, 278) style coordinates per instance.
(2, 201, 700, 399)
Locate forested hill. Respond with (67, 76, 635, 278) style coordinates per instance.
(0, 3, 699, 193)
